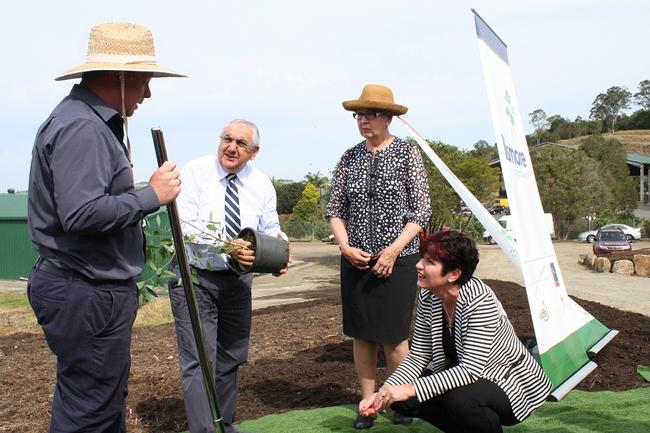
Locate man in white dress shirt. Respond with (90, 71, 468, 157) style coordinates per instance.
(171, 119, 287, 433)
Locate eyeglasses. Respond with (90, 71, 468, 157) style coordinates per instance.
(353, 111, 385, 120)
(220, 134, 253, 150)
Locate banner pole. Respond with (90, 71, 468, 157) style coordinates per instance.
(151, 128, 225, 433)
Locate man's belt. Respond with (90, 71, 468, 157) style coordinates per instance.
(34, 257, 129, 284)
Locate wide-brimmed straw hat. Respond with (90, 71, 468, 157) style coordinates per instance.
(342, 84, 408, 116)
(55, 22, 186, 81)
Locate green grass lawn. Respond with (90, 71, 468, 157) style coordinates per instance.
(0, 291, 30, 309)
(0, 291, 174, 335)
(232, 388, 650, 433)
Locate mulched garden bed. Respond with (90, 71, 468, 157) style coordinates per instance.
(1, 279, 648, 433)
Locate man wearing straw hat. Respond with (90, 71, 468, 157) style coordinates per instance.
(27, 22, 184, 433)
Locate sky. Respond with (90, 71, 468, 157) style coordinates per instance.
(1, 0, 649, 192)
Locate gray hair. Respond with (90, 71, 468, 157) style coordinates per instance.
(224, 119, 261, 148)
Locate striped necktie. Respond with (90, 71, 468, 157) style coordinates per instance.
(224, 173, 241, 239)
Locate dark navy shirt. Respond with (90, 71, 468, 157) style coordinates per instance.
(28, 84, 160, 280)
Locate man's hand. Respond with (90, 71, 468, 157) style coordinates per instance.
(149, 161, 181, 205)
(229, 238, 254, 272)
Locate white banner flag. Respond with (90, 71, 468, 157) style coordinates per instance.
(467, 10, 616, 399)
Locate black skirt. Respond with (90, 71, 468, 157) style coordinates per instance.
(340, 253, 419, 344)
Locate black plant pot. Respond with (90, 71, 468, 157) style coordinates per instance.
(236, 227, 289, 274)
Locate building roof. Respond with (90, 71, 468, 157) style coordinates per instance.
(627, 153, 650, 165)
(0, 193, 28, 220)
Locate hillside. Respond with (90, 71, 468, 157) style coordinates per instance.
(559, 129, 650, 155)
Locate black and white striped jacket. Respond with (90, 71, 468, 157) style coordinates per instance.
(385, 277, 551, 421)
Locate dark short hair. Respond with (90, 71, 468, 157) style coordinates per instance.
(419, 230, 479, 286)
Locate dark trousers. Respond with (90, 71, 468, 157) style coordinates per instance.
(392, 378, 519, 433)
(170, 268, 253, 433)
(28, 268, 138, 433)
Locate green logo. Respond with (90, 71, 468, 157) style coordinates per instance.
(538, 301, 549, 322)
(504, 89, 515, 126)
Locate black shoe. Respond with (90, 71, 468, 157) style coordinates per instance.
(354, 414, 375, 429)
(393, 412, 413, 425)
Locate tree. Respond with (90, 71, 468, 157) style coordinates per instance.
(528, 109, 549, 145)
(415, 140, 465, 230)
(292, 182, 320, 221)
(531, 147, 611, 238)
(455, 158, 500, 202)
(581, 135, 638, 211)
(303, 171, 330, 206)
(589, 86, 632, 132)
(572, 115, 603, 137)
(285, 182, 326, 240)
(546, 115, 575, 140)
(304, 171, 329, 189)
(454, 157, 500, 231)
(634, 80, 650, 110)
(618, 109, 650, 130)
(410, 138, 500, 232)
(272, 180, 305, 214)
(467, 139, 497, 161)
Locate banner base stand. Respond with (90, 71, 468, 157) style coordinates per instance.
(548, 361, 597, 401)
(588, 329, 619, 358)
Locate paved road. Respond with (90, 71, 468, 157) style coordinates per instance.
(475, 240, 650, 317)
(255, 240, 650, 316)
(3, 240, 649, 317)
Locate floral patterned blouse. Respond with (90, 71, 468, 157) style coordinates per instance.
(326, 137, 432, 256)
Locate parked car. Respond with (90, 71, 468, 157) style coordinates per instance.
(486, 204, 505, 215)
(592, 227, 631, 255)
(578, 224, 641, 243)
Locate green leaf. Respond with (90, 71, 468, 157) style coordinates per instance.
(161, 270, 176, 279)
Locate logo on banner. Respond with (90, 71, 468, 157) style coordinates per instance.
(505, 90, 516, 126)
(538, 301, 550, 322)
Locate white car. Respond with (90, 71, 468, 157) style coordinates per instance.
(578, 224, 642, 243)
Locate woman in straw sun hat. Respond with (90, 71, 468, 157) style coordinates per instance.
(326, 83, 432, 429)
(27, 22, 184, 433)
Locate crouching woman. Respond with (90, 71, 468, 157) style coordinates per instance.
(359, 230, 551, 433)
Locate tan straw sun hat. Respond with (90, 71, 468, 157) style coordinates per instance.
(55, 22, 186, 81)
(342, 83, 408, 115)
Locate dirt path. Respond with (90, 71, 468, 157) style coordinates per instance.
(3, 240, 649, 316)
(259, 240, 650, 317)
(475, 240, 650, 317)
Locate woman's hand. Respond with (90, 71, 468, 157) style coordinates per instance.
(358, 392, 379, 417)
(372, 245, 400, 278)
(341, 245, 372, 270)
(369, 384, 416, 413)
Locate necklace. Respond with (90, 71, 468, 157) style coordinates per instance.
(442, 304, 455, 329)
(367, 135, 394, 153)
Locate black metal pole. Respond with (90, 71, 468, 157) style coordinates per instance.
(151, 128, 225, 433)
